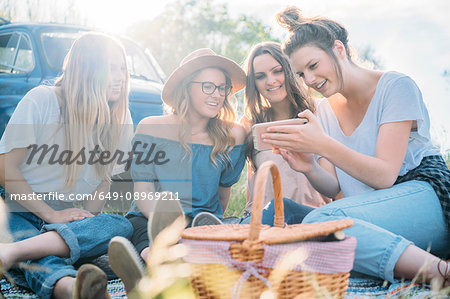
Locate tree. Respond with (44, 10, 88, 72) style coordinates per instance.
(353, 45, 383, 70)
(0, 0, 84, 25)
(0, 0, 17, 21)
(443, 69, 450, 86)
(127, 0, 277, 76)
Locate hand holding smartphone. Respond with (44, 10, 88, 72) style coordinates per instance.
(251, 118, 308, 151)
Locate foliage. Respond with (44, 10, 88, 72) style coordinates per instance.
(443, 69, 450, 86)
(225, 162, 247, 218)
(127, 0, 277, 76)
(0, 0, 85, 24)
(131, 217, 195, 299)
(445, 151, 450, 169)
(352, 45, 383, 70)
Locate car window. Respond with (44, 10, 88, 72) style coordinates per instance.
(0, 31, 34, 74)
(40, 30, 85, 71)
(39, 30, 163, 84)
(120, 38, 162, 83)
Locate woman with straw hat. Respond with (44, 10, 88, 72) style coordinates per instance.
(108, 48, 247, 293)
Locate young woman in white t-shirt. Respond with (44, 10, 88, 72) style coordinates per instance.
(0, 33, 133, 299)
(262, 7, 449, 288)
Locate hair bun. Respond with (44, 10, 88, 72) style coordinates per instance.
(276, 6, 305, 32)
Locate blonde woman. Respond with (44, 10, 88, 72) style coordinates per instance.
(0, 33, 133, 299)
(108, 48, 247, 293)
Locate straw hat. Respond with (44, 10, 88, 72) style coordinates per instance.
(161, 48, 246, 107)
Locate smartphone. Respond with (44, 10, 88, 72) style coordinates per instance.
(251, 118, 308, 151)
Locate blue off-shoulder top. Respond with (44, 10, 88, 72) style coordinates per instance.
(128, 134, 246, 219)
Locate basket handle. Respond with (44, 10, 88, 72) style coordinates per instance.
(248, 161, 284, 242)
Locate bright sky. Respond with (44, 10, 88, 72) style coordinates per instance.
(19, 0, 450, 152)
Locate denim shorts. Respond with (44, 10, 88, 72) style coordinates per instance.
(7, 211, 132, 298)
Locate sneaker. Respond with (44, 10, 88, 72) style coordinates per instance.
(222, 216, 241, 225)
(108, 236, 145, 293)
(148, 192, 185, 243)
(73, 264, 110, 299)
(192, 212, 223, 227)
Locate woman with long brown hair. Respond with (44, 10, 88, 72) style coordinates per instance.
(241, 41, 330, 223)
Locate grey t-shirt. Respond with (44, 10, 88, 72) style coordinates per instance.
(316, 71, 440, 197)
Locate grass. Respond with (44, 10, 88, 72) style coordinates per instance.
(224, 163, 248, 218)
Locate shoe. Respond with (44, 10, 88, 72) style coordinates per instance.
(73, 264, 110, 299)
(222, 216, 241, 225)
(148, 192, 185, 243)
(192, 212, 223, 227)
(108, 236, 145, 293)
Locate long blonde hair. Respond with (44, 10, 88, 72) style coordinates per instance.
(168, 67, 236, 168)
(54, 33, 129, 190)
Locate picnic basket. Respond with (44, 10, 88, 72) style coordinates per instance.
(181, 161, 356, 298)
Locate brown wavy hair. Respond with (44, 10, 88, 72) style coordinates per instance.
(244, 42, 313, 170)
(276, 6, 355, 89)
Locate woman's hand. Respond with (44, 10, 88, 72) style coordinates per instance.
(274, 147, 340, 198)
(262, 110, 329, 155)
(273, 148, 316, 174)
(44, 208, 94, 224)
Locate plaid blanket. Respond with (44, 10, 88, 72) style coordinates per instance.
(346, 278, 438, 298)
(1, 278, 127, 298)
(1, 276, 438, 298)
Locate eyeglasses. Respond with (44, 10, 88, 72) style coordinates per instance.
(190, 81, 232, 97)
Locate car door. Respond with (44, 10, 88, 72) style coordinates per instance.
(0, 29, 42, 135)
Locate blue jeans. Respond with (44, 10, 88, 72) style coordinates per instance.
(302, 180, 450, 282)
(7, 212, 133, 299)
(240, 197, 314, 225)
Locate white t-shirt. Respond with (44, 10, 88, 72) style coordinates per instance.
(316, 71, 440, 197)
(0, 85, 133, 202)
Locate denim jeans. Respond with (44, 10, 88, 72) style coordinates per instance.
(7, 211, 133, 299)
(240, 197, 314, 225)
(302, 180, 450, 282)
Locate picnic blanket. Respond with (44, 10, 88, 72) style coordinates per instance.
(1, 277, 436, 298)
(346, 278, 436, 298)
(0, 278, 127, 298)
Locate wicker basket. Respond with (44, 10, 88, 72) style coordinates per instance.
(181, 161, 356, 299)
